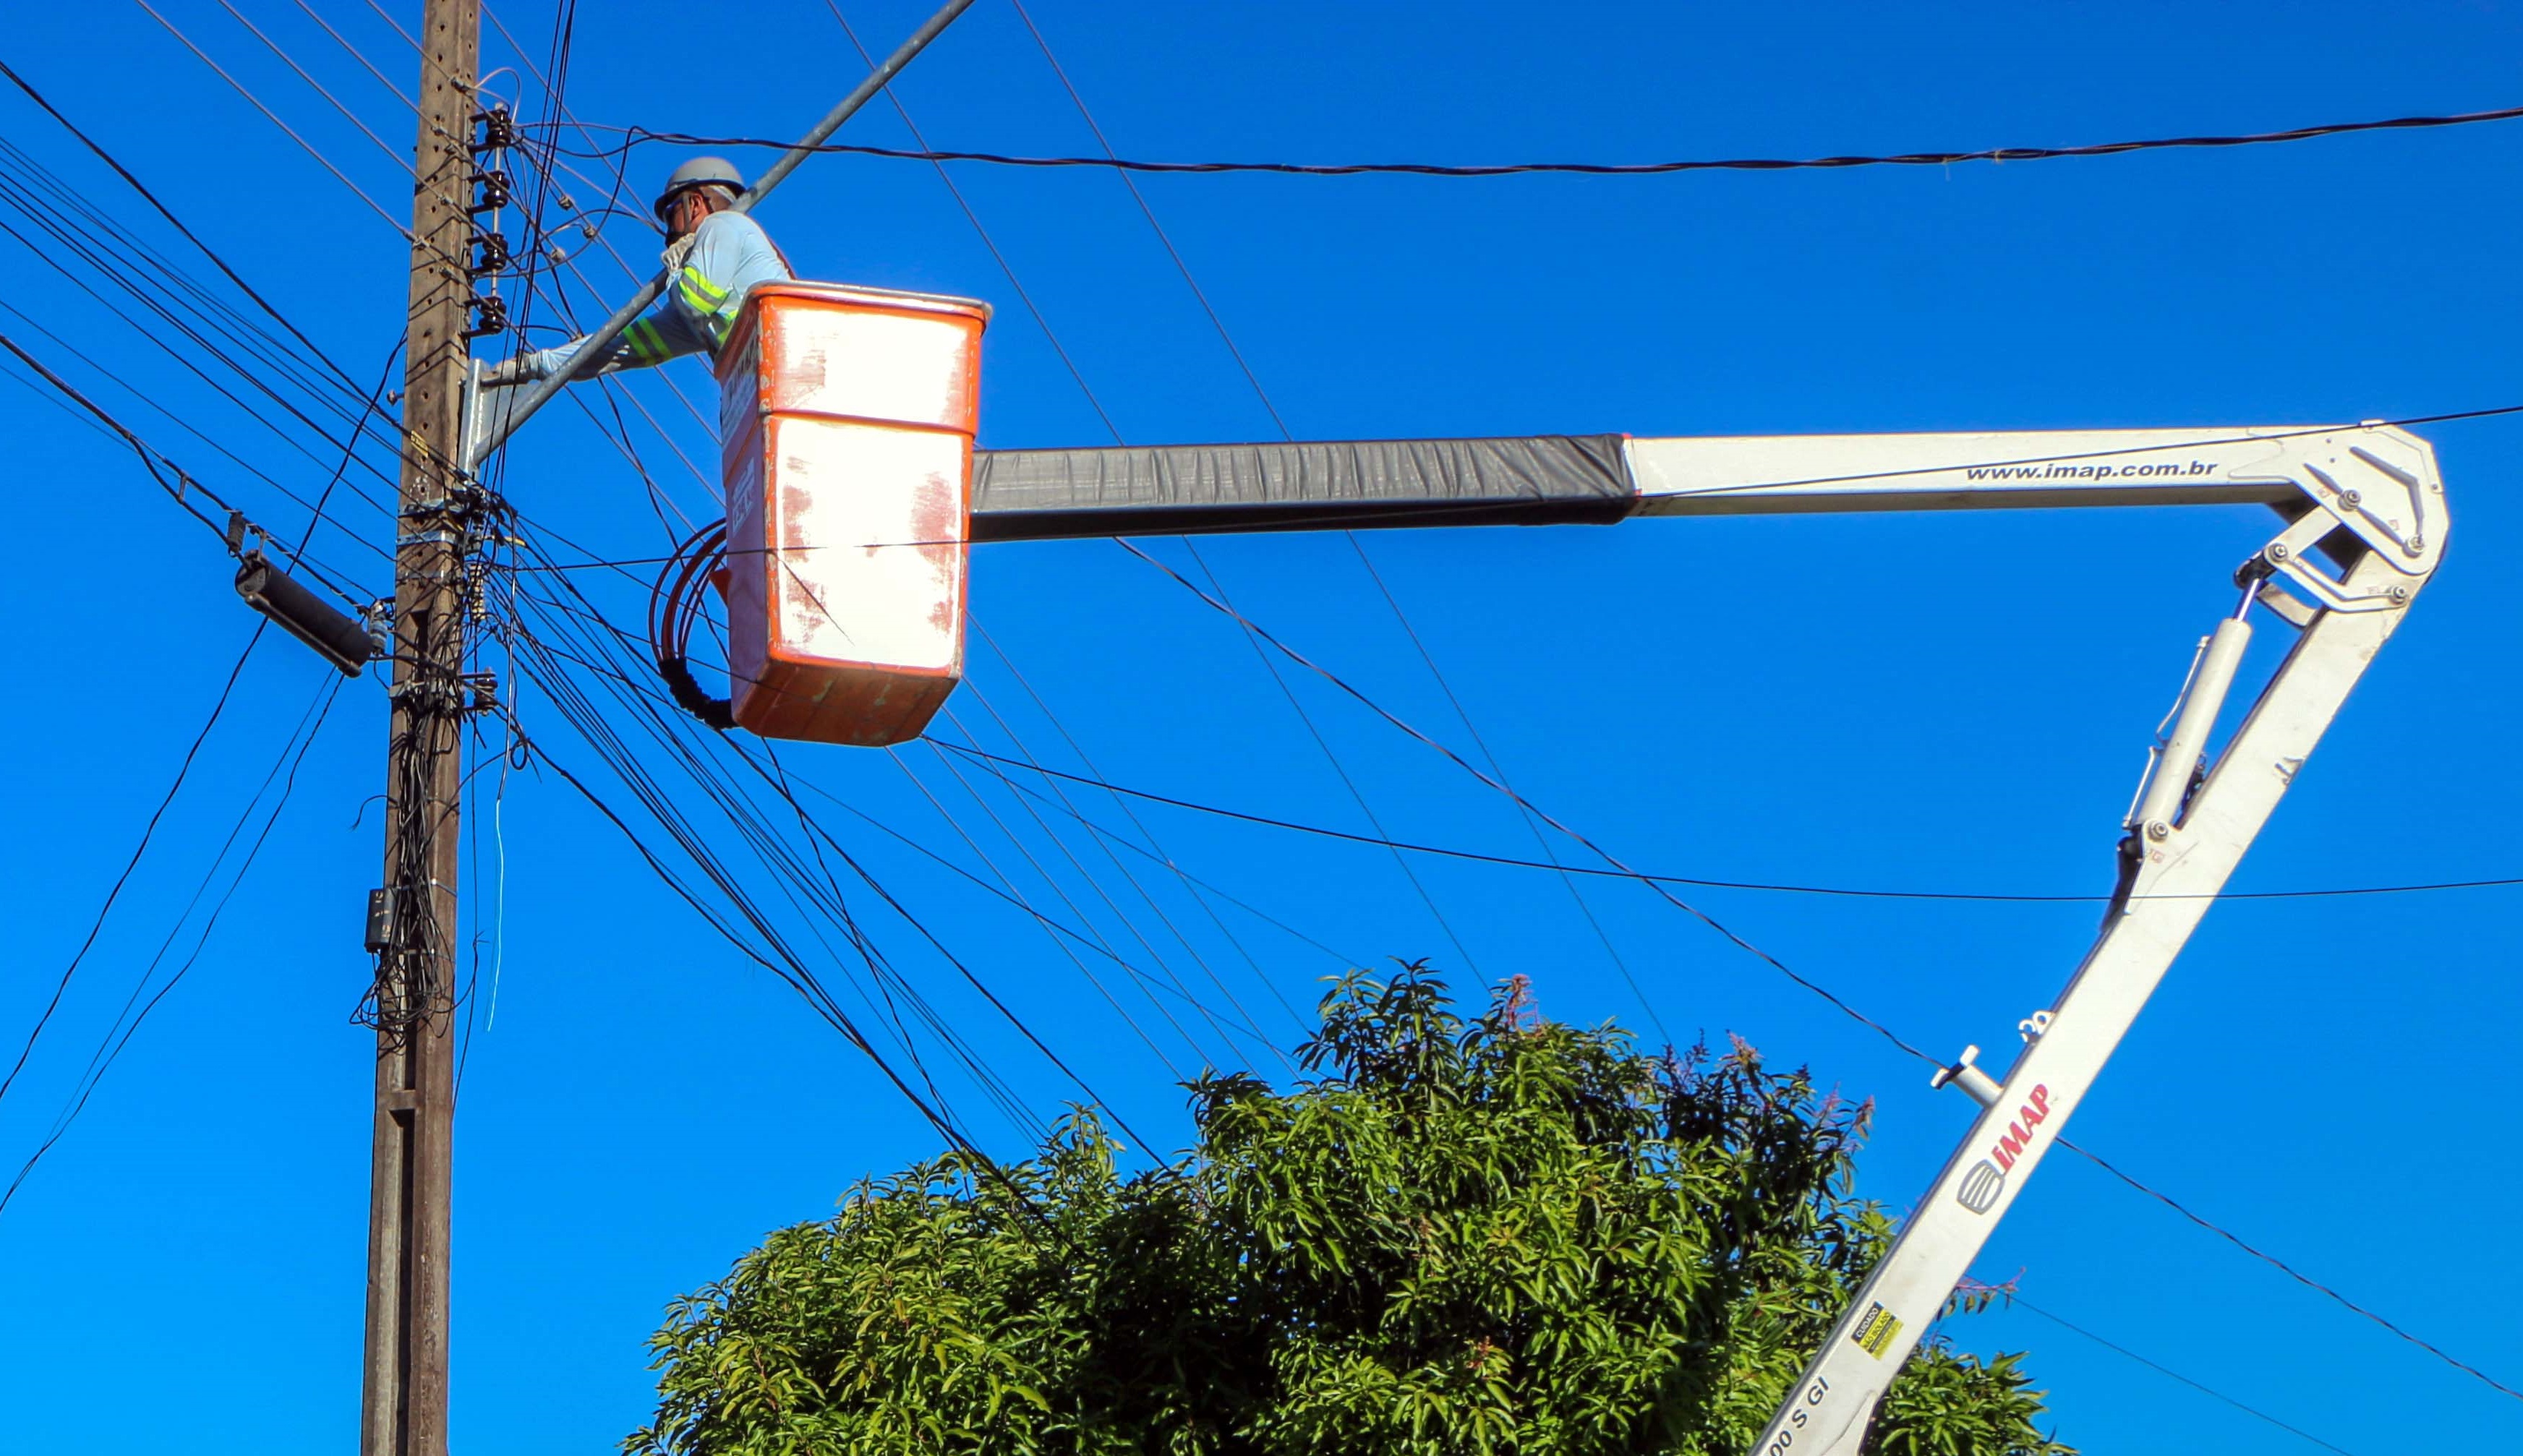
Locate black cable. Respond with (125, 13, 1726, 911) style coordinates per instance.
(0, 669, 343, 1217)
(499, 528, 1071, 1145)
(1004, 0, 1670, 1037)
(508, 613, 1009, 1136)
(967, 621, 1311, 1032)
(0, 185, 409, 521)
(0, 327, 239, 535)
(0, 625, 266, 1112)
(0, 326, 374, 609)
(1126, 536, 1945, 1062)
(881, 744, 1365, 969)
(514, 714, 1073, 1243)
(782, 733, 1365, 998)
(2004, 1293, 2361, 1455)
(0, 294, 394, 564)
(937, 742, 2523, 906)
(499, 505, 1256, 1136)
(1120, 542, 2523, 1399)
(912, 726, 1254, 1071)
(746, 737, 1161, 1152)
(288, 337, 403, 568)
(565, 101, 2523, 179)
(951, 668, 1307, 1050)
(2057, 1138, 2523, 1403)
(0, 55, 372, 392)
(0, 138, 384, 430)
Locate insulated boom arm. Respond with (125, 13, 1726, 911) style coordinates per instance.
(975, 422, 2446, 1455)
(967, 425, 2335, 539)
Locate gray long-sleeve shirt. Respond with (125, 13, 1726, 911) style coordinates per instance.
(523, 210, 790, 380)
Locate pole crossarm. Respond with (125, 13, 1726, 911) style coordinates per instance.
(965, 425, 2370, 541)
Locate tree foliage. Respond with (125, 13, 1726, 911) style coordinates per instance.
(630, 968, 2070, 1456)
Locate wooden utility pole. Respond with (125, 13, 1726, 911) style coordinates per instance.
(365, 1, 477, 1452)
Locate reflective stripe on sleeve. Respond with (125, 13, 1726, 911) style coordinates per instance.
(677, 266, 731, 314)
(624, 318, 667, 364)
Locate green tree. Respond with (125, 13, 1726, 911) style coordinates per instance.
(630, 968, 2070, 1456)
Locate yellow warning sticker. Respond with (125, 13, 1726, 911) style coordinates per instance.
(1850, 1302, 1903, 1360)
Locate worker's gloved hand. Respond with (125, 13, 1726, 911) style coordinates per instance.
(481, 356, 536, 388)
(660, 234, 696, 273)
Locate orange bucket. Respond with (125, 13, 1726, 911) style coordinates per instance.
(716, 281, 989, 746)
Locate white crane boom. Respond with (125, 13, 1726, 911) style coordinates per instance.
(965, 420, 2444, 1451)
(1703, 424, 2443, 1455)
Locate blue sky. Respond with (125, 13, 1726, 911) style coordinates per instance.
(1, 2, 2518, 1452)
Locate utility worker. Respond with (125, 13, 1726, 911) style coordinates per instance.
(484, 157, 791, 387)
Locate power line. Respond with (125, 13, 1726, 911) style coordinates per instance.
(494, 464, 1282, 1122)
(0, 53, 370, 390)
(2005, 1293, 2362, 1455)
(129, 0, 414, 239)
(884, 742, 1204, 1081)
(965, 620, 1310, 1035)
(502, 586, 1025, 1143)
(1111, 531, 2519, 1398)
(984, 0, 1494, 989)
(936, 742, 2523, 906)
(286, 0, 415, 111)
(781, 736, 1366, 985)
(208, 0, 416, 178)
(740, 739, 1161, 1148)
(0, 625, 267, 1113)
(513, 731, 1064, 1230)
(2058, 1138, 2523, 1403)
(0, 135, 390, 434)
(0, 325, 372, 606)
(1123, 535, 1942, 1059)
(493, 493, 1160, 1154)
(0, 295, 395, 565)
(933, 693, 1297, 1070)
(0, 137, 414, 527)
(824, 1, 1490, 1014)
(0, 668, 343, 1218)
(563, 100, 2523, 179)
(905, 742, 1370, 970)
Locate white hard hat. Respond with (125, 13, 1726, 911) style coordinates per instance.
(654, 156, 746, 220)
